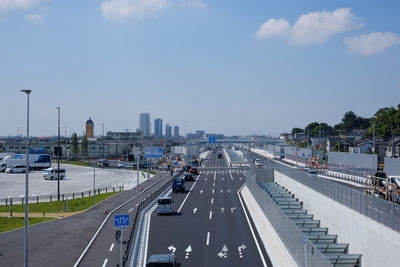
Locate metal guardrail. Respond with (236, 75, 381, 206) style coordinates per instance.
(245, 164, 332, 267)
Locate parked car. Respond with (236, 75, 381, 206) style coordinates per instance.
(189, 167, 199, 175)
(183, 173, 194, 181)
(5, 164, 26, 173)
(43, 168, 66, 180)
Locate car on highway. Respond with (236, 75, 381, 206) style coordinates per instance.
(172, 178, 185, 193)
(146, 254, 179, 267)
(308, 169, 317, 175)
(189, 167, 199, 175)
(218, 153, 222, 159)
(157, 197, 173, 215)
(183, 172, 194, 181)
(255, 159, 262, 168)
(43, 168, 66, 180)
(5, 164, 26, 173)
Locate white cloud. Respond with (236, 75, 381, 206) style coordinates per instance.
(255, 18, 290, 39)
(26, 13, 42, 21)
(344, 32, 400, 55)
(101, 0, 168, 21)
(290, 8, 363, 44)
(256, 8, 363, 45)
(0, 0, 47, 10)
(178, 0, 206, 8)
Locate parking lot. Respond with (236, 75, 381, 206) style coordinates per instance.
(0, 164, 153, 199)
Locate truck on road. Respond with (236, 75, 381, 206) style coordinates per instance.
(0, 154, 51, 171)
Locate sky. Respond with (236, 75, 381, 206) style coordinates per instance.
(1, 0, 400, 137)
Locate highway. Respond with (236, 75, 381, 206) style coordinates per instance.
(0, 173, 171, 267)
(145, 151, 271, 266)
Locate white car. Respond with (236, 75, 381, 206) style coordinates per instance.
(43, 168, 66, 180)
(5, 165, 27, 173)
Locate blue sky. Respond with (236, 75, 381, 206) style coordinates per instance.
(1, 0, 399, 137)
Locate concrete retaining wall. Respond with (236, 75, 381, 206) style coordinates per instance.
(275, 171, 400, 267)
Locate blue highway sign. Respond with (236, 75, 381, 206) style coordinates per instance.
(114, 214, 129, 230)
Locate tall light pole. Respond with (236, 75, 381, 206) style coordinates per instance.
(102, 123, 105, 159)
(56, 107, 61, 201)
(20, 89, 31, 267)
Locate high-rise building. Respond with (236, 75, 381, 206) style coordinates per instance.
(166, 124, 172, 139)
(86, 118, 94, 138)
(154, 118, 163, 138)
(174, 125, 179, 138)
(139, 113, 150, 137)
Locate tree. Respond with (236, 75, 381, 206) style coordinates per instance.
(366, 106, 400, 140)
(314, 123, 333, 137)
(81, 136, 88, 159)
(341, 111, 371, 132)
(305, 122, 319, 137)
(71, 133, 79, 157)
(291, 127, 304, 134)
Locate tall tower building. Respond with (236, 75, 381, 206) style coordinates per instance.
(165, 124, 172, 139)
(86, 118, 94, 138)
(139, 113, 150, 137)
(174, 125, 179, 139)
(154, 118, 163, 138)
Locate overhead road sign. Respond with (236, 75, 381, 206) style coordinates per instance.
(145, 147, 163, 158)
(209, 137, 216, 144)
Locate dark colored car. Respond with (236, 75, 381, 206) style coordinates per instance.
(218, 153, 222, 159)
(185, 165, 191, 172)
(184, 173, 194, 181)
(147, 254, 179, 267)
(189, 167, 199, 175)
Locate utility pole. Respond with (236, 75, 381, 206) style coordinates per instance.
(372, 122, 376, 154)
(392, 123, 395, 157)
(56, 107, 61, 201)
(102, 124, 105, 159)
(93, 165, 96, 207)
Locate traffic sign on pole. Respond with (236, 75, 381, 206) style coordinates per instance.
(144, 147, 163, 158)
(114, 214, 129, 230)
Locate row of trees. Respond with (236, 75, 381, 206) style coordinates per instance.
(291, 104, 400, 141)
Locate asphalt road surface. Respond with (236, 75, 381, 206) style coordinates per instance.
(146, 151, 270, 267)
(0, 173, 171, 267)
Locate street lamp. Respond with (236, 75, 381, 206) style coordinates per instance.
(56, 107, 61, 201)
(20, 89, 31, 267)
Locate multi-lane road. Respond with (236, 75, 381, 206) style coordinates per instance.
(146, 151, 271, 266)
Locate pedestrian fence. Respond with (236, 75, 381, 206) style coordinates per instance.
(250, 151, 400, 233)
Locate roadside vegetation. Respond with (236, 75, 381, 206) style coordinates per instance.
(0, 217, 55, 233)
(0, 191, 119, 213)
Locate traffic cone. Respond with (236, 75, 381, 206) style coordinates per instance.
(141, 186, 144, 191)
(104, 208, 108, 214)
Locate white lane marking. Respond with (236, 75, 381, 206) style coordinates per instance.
(206, 232, 210, 246)
(221, 207, 225, 213)
(109, 243, 114, 252)
(128, 208, 134, 213)
(102, 259, 108, 267)
(185, 245, 192, 259)
(209, 211, 213, 220)
(212, 189, 214, 194)
(237, 184, 268, 267)
(136, 203, 139, 206)
(200, 190, 203, 194)
(143, 204, 158, 265)
(214, 171, 216, 181)
(211, 198, 214, 204)
(213, 182, 215, 187)
(177, 175, 201, 213)
(229, 171, 234, 181)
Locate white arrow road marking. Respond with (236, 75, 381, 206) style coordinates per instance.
(238, 244, 247, 258)
(231, 207, 237, 213)
(168, 245, 176, 254)
(185, 245, 192, 259)
(200, 190, 203, 194)
(217, 245, 229, 258)
(193, 208, 197, 214)
(206, 232, 210, 246)
(227, 189, 232, 193)
(221, 207, 225, 213)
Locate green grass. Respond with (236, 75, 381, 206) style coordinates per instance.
(0, 217, 55, 233)
(63, 161, 90, 167)
(0, 191, 120, 213)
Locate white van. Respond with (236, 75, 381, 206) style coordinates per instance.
(43, 168, 66, 180)
(157, 197, 173, 215)
(5, 165, 27, 173)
